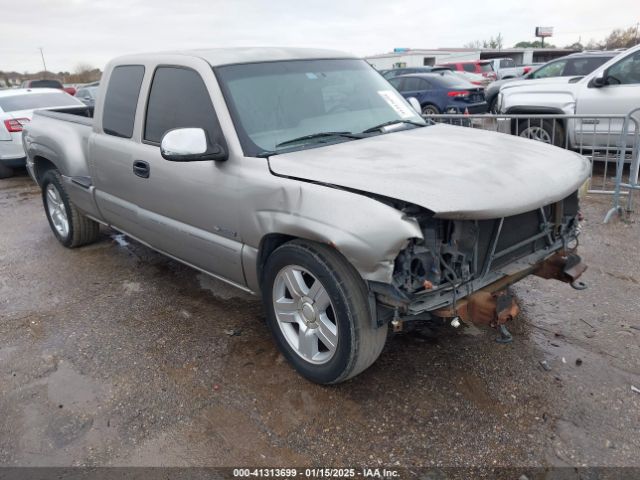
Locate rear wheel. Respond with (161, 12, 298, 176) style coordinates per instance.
(517, 119, 565, 147)
(262, 240, 387, 384)
(41, 169, 100, 248)
(421, 104, 440, 115)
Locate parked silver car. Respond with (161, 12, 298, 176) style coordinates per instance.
(23, 48, 589, 383)
(0, 88, 84, 178)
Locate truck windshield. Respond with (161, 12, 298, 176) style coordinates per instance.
(215, 59, 425, 156)
(0, 92, 82, 113)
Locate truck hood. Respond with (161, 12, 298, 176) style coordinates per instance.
(500, 76, 578, 91)
(267, 124, 590, 220)
(501, 80, 581, 99)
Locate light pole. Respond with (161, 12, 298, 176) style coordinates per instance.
(39, 47, 48, 76)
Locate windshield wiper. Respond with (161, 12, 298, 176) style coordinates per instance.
(275, 131, 363, 148)
(361, 120, 425, 134)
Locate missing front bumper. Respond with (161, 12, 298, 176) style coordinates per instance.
(430, 250, 587, 327)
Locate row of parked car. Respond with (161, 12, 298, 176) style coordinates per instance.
(377, 46, 640, 144)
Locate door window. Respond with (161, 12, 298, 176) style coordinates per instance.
(388, 78, 403, 90)
(606, 51, 640, 85)
(499, 59, 516, 68)
(144, 66, 225, 147)
(102, 65, 145, 138)
(563, 57, 610, 76)
(402, 77, 425, 91)
(462, 64, 475, 73)
(530, 60, 566, 79)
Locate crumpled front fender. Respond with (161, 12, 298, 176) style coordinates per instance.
(243, 179, 423, 291)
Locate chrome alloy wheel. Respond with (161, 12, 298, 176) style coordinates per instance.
(519, 125, 552, 144)
(45, 183, 69, 239)
(272, 265, 338, 364)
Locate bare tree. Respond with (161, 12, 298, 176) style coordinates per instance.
(464, 34, 503, 50)
(583, 26, 639, 50)
(463, 40, 483, 49)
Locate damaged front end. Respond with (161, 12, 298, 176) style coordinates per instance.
(370, 191, 587, 331)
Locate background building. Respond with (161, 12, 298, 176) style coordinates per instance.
(365, 47, 579, 69)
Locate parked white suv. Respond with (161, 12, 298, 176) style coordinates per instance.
(498, 45, 640, 149)
(486, 57, 527, 79)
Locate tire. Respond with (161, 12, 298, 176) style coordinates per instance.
(41, 169, 100, 248)
(262, 240, 387, 384)
(517, 118, 565, 147)
(421, 104, 440, 115)
(0, 163, 14, 179)
(489, 97, 498, 114)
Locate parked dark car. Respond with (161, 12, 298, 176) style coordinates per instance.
(20, 79, 76, 96)
(485, 51, 617, 112)
(389, 72, 487, 115)
(74, 86, 98, 106)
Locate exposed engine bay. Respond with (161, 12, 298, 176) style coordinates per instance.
(370, 191, 586, 330)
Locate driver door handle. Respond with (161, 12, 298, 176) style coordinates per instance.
(133, 160, 150, 179)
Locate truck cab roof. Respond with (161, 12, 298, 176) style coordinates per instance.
(111, 47, 357, 67)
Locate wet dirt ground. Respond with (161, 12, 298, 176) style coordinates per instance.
(1, 171, 639, 469)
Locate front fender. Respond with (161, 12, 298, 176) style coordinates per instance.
(242, 177, 423, 292)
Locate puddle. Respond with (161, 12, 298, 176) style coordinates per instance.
(0, 345, 19, 362)
(122, 281, 143, 294)
(197, 273, 254, 301)
(47, 361, 106, 411)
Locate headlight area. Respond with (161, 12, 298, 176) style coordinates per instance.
(368, 192, 586, 333)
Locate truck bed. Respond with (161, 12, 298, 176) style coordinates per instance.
(34, 106, 94, 127)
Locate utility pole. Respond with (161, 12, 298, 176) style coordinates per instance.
(39, 47, 48, 76)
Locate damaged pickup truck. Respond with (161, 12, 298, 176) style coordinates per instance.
(22, 48, 589, 384)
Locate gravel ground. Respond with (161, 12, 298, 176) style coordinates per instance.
(1, 171, 639, 469)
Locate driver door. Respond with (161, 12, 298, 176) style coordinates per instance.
(129, 65, 245, 286)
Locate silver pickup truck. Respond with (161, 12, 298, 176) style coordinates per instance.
(23, 48, 589, 384)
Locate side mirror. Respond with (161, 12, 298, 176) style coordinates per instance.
(407, 97, 421, 113)
(160, 127, 227, 162)
(590, 72, 606, 88)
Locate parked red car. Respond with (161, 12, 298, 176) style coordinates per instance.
(439, 61, 498, 82)
(20, 79, 76, 96)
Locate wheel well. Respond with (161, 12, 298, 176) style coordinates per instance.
(507, 110, 566, 135)
(256, 233, 296, 287)
(33, 156, 57, 185)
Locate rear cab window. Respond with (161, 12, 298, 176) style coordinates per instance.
(479, 63, 494, 73)
(102, 65, 145, 138)
(143, 66, 226, 150)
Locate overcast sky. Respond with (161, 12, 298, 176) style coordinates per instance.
(1, 0, 638, 73)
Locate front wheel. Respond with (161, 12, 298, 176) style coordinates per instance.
(262, 240, 387, 384)
(41, 169, 100, 248)
(489, 97, 499, 114)
(517, 119, 565, 147)
(421, 104, 440, 115)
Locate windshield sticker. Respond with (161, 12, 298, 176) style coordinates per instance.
(377, 90, 415, 119)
